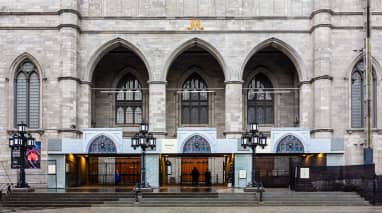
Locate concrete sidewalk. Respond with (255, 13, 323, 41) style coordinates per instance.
(3, 206, 382, 213)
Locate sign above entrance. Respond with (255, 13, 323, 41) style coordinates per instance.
(161, 139, 177, 153)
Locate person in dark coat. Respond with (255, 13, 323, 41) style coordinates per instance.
(191, 167, 199, 186)
(205, 171, 211, 186)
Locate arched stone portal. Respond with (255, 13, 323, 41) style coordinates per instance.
(91, 43, 149, 131)
(242, 45, 300, 128)
(166, 43, 225, 138)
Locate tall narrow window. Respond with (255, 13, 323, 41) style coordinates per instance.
(247, 73, 274, 124)
(181, 73, 208, 124)
(15, 61, 40, 128)
(115, 74, 142, 124)
(351, 61, 377, 128)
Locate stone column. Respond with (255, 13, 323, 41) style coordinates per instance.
(312, 0, 333, 138)
(148, 82, 167, 138)
(78, 83, 92, 129)
(59, 0, 80, 138)
(224, 81, 243, 139)
(299, 83, 313, 128)
(145, 154, 160, 188)
(0, 76, 9, 167)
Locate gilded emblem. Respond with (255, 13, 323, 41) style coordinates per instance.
(187, 19, 204, 31)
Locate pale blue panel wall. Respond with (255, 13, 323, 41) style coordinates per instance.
(47, 155, 65, 188)
(234, 154, 251, 188)
(145, 154, 159, 188)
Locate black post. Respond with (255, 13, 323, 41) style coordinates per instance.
(251, 145, 257, 187)
(141, 147, 146, 188)
(17, 133, 28, 188)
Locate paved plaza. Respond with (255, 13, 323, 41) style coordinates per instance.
(1, 206, 382, 213)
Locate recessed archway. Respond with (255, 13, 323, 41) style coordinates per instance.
(91, 42, 149, 130)
(165, 43, 225, 138)
(242, 44, 300, 128)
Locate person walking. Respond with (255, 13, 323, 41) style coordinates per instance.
(191, 167, 199, 186)
(115, 170, 121, 185)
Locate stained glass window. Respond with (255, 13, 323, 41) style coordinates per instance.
(183, 135, 211, 153)
(276, 135, 304, 153)
(88, 135, 117, 153)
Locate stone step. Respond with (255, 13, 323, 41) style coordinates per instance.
(262, 200, 370, 206)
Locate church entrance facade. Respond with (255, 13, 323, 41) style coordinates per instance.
(4, 1, 381, 190)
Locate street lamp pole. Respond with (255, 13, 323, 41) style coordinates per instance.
(241, 123, 267, 187)
(9, 122, 36, 188)
(131, 121, 156, 190)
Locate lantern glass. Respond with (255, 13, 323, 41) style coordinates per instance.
(27, 136, 35, 147)
(9, 136, 14, 147)
(18, 122, 27, 132)
(249, 123, 258, 133)
(241, 134, 249, 146)
(140, 122, 148, 133)
(15, 136, 21, 146)
(131, 134, 138, 147)
(139, 136, 145, 146)
(261, 135, 267, 146)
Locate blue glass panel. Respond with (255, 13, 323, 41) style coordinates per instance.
(276, 135, 304, 153)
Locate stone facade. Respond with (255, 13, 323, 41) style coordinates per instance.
(1, 0, 382, 187)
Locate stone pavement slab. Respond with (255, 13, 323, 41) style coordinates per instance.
(4, 206, 382, 213)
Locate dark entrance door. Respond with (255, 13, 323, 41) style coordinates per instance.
(181, 157, 208, 185)
(256, 155, 302, 187)
(88, 156, 140, 185)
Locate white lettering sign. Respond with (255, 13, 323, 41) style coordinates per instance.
(300, 167, 310, 179)
(48, 164, 56, 175)
(239, 170, 247, 179)
(161, 139, 178, 153)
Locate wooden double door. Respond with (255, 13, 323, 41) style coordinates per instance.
(181, 157, 208, 184)
(88, 157, 141, 185)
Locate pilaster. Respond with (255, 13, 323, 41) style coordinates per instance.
(148, 81, 167, 138)
(59, 0, 80, 137)
(312, 0, 333, 138)
(299, 83, 313, 128)
(224, 81, 243, 139)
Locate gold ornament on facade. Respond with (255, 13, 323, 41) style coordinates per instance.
(187, 19, 204, 31)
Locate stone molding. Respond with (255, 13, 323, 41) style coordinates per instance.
(147, 80, 167, 84)
(224, 80, 243, 84)
(310, 128, 334, 134)
(3, 9, 382, 20)
(57, 128, 82, 134)
(7, 128, 45, 135)
(298, 75, 333, 86)
(57, 76, 93, 85)
(58, 24, 81, 32)
(346, 128, 382, 135)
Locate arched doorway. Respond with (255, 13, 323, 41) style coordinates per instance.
(181, 135, 211, 185)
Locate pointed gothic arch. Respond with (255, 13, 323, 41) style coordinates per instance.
(85, 37, 151, 82)
(163, 37, 227, 81)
